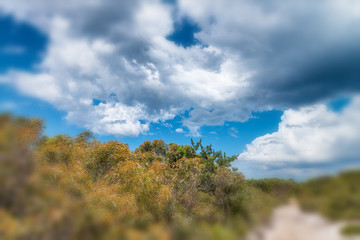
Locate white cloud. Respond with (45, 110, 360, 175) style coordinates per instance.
(82, 102, 150, 136)
(134, 1, 172, 37)
(9, 72, 63, 103)
(0, 0, 248, 136)
(162, 122, 172, 128)
(175, 128, 184, 133)
(229, 127, 238, 138)
(238, 96, 360, 163)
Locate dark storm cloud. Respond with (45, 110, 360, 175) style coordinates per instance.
(249, 24, 360, 108)
(188, 0, 360, 110)
(77, 0, 140, 37)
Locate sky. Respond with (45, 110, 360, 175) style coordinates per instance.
(0, 0, 360, 180)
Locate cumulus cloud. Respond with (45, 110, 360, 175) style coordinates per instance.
(0, 0, 360, 136)
(237, 95, 360, 178)
(175, 128, 184, 133)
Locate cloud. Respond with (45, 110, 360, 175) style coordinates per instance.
(9, 72, 62, 103)
(237, 95, 360, 178)
(162, 122, 173, 128)
(175, 128, 184, 133)
(229, 127, 238, 138)
(0, 0, 360, 136)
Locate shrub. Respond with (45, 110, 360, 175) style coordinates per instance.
(86, 141, 130, 180)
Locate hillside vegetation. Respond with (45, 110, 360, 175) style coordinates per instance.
(0, 114, 358, 239)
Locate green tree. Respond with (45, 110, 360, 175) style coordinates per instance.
(136, 139, 168, 156)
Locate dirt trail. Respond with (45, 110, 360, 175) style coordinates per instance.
(247, 200, 360, 240)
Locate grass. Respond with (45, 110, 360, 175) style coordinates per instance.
(341, 224, 360, 236)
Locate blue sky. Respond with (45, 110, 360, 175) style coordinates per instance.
(1, 0, 360, 180)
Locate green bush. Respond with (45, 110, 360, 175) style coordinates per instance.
(341, 224, 360, 236)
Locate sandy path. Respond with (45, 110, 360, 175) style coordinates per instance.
(247, 201, 360, 240)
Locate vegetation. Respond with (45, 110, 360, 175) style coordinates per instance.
(0, 114, 359, 239)
(297, 170, 360, 221)
(341, 224, 360, 236)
